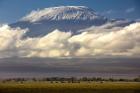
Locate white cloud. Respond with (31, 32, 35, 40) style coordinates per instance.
(103, 10, 114, 15)
(126, 8, 135, 13)
(0, 22, 140, 58)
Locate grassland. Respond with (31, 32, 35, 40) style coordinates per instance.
(0, 81, 139, 93)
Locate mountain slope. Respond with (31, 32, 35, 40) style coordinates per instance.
(10, 6, 108, 37)
(10, 6, 133, 37)
(21, 6, 106, 22)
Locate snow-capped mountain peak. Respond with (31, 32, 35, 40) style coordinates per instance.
(21, 6, 105, 22)
(11, 6, 133, 37)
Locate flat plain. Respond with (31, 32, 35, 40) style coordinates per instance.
(0, 82, 139, 93)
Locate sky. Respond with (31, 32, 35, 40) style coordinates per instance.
(0, 0, 140, 24)
(0, 0, 140, 78)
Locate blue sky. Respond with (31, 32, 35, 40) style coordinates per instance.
(0, 0, 140, 23)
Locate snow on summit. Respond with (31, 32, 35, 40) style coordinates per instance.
(21, 6, 105, 22)
(11, 6, 134, 37)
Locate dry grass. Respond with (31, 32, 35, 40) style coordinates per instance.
(0, 82, 139, 93)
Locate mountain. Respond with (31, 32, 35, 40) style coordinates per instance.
(21, 6, 106, 22)
(10, 6, 133, 37)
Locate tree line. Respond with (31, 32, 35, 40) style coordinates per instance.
(1, 76, 140, 83)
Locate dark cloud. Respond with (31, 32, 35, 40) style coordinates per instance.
(0, 58, 140, 78)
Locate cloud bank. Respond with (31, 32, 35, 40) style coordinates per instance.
(0, 22, 140, 58)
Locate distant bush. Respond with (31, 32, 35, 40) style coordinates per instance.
(1, 76, 140, 83)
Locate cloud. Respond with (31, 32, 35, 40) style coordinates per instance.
(126, 8, 135, 13)
(101, 10, 118, 16)
(0, 22, 140, 58)
(103, 10, 114, 15)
